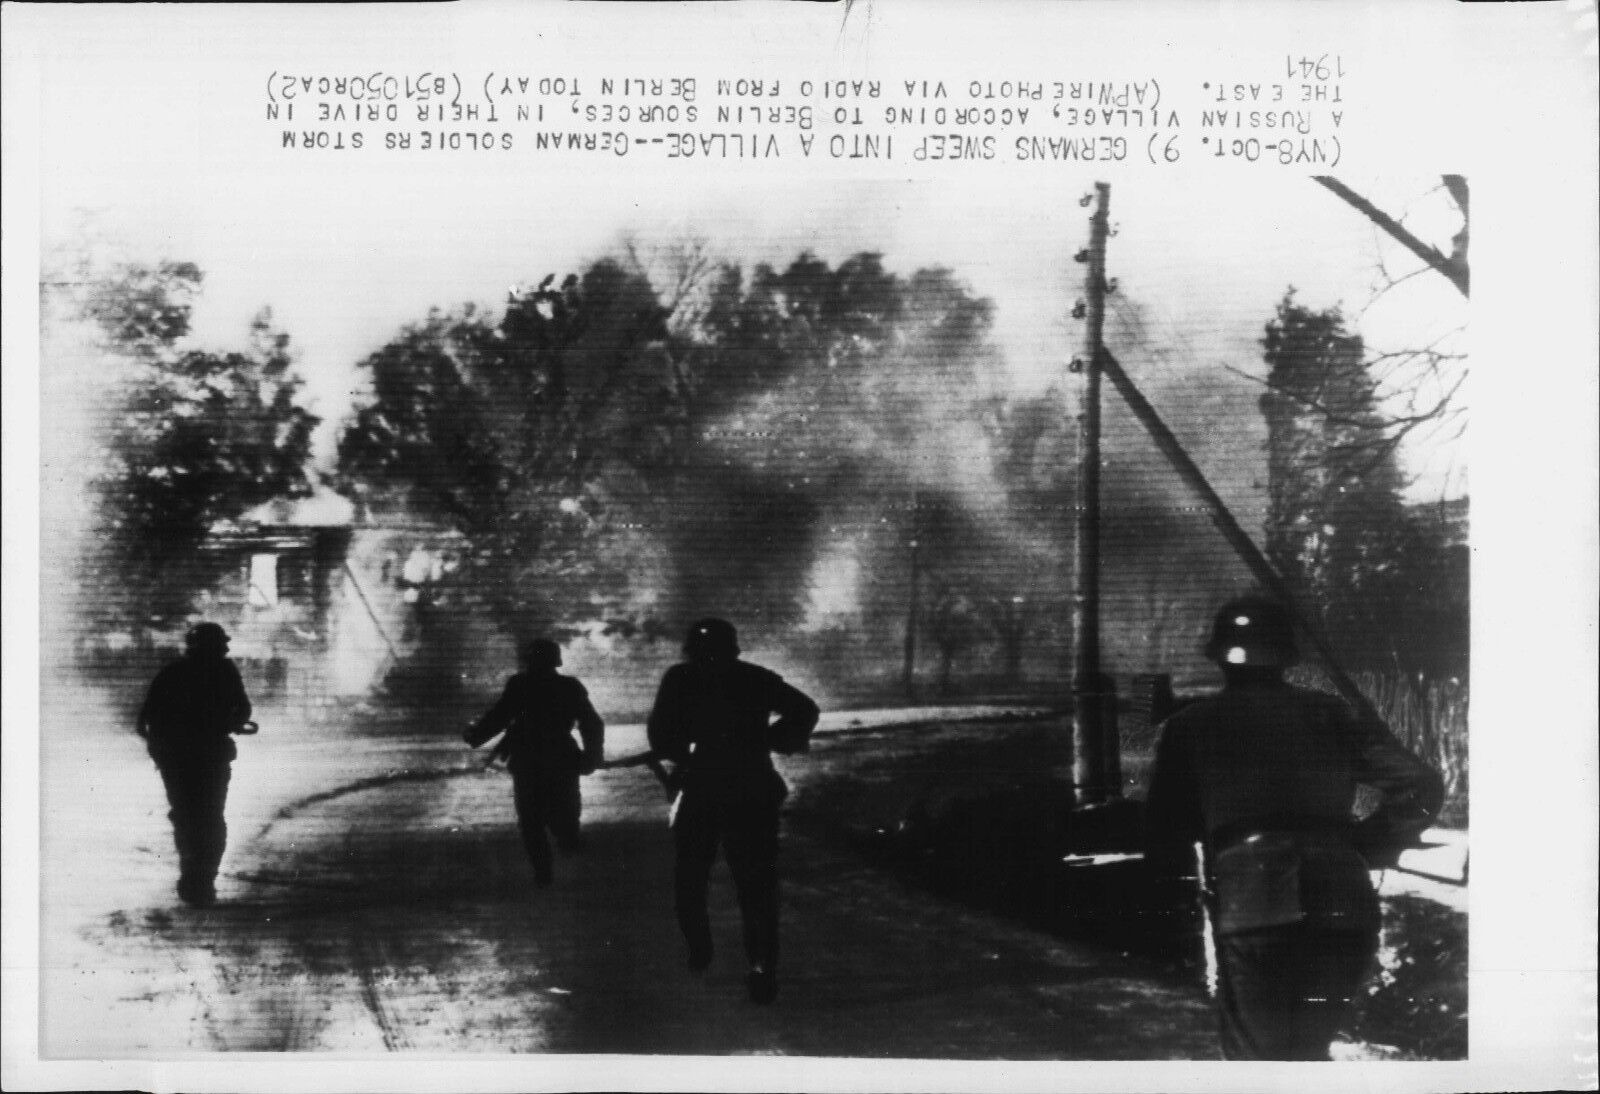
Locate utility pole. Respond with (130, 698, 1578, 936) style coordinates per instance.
(1070, 182, 1119, 806)
(903, 488, 921, 703)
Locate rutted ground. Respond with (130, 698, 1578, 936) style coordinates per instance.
(42, 706, 1220, 1058)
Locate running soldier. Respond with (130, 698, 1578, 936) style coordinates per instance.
(464, 638, 604, 887)
(647, 618, 820, 1004)
(136, 622, 255, 906)
(1145, 595, 1444, 1060)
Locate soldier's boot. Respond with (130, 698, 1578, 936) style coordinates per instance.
(735, 872, 780, 1001)
(188, 881, 217, 907)
(745, 965, 777, 1005)
(175, 873, 214, 907)
(171, 817, 206, 905)
(679, 899, 714, 971)
(743, 921, 779, 1003)
(677, 902, 714, 972)
(193, 816, 227, 905)
(552, 790, 584, 854)
(526, 829, 554, 886)
(520, 824, 555, 887)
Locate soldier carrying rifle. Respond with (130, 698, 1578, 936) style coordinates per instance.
(646, 618, 819, 1005)
(465, 638, 605, 888)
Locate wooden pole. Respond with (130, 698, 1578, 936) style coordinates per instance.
(1071, 183, 1115, 805)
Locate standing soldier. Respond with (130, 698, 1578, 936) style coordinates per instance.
(647, 618, 819, 1005)
(1145, 595, 1444, 1060)
(136, 622, 255, 907)
(464, 638, 604, 888)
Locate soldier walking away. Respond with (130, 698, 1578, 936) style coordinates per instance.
(1145, 595, 1444, 1060)
(464, 639, 604, 888)
(136, 622, 255, 907)
(647, 618, 820, 1005)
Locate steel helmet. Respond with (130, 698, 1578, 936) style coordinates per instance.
(521, 638, 563, 670)
(184, 622, 230, 655)
(1203, 596, 1297, 668)
(684, 617, 739, 662)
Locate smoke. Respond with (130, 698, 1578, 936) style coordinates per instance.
(602, 245, 1282, 694)
(650, 468, 825, 631)
(638, 258, 1008, 636)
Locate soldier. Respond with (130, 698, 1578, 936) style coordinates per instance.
(1145, 595, 1444, 1060)
(464, 638, 604, 888)
(136, 622, 254, 907)
(647, 618, 819, 1004)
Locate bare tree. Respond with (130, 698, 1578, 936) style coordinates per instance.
(1221, 178, 1471, 479)
(620, 235, 720, 336)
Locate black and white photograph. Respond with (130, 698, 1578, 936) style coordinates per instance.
(4, 2, 1595, 1091)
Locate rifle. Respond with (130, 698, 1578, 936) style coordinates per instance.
(1060, 844, 1467, 887)
(1062, 846, 1219, 995)
(600, 750, 676, 802)
(1063, 839, 1463, 1001)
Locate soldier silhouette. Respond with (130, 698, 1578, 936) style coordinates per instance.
(1145, 595, 1444, 1060)
(136, 622, 255, 906)
(647, 618, 819, 1004)
(465, 638, 604, 887)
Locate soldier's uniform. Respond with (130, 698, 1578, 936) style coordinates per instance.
(466, 640, 604, 886)
(137, 623, 253, 906)
(1145, 597, 1443, 1060)
(647, 618, 819, 1004)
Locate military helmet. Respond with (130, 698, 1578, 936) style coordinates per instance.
(684, 617, 739, 661)
(1203, 596, 1297, 667)
(521, 638, 563, 670)
(185, 622, 230, 655)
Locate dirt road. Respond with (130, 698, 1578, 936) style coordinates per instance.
(41, 708, 1219, 1058)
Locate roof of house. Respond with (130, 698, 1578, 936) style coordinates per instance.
(233, 483, 357, 529)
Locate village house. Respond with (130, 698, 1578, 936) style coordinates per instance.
(184, 486, 483, 712)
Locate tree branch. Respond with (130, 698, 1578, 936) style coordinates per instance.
(1313, 176, 1469, 297)
(1226, 362, 1465, 432)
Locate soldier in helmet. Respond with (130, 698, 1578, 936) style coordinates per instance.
(1145, 595, 1444, 1060)
(464, 638, 605, 888)
(136, 622, 255, 906)
(647, 618, 820, 1004)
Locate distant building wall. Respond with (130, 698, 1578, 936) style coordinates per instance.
(185, 518, 511, 706)
(191, 524, 351, 706)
